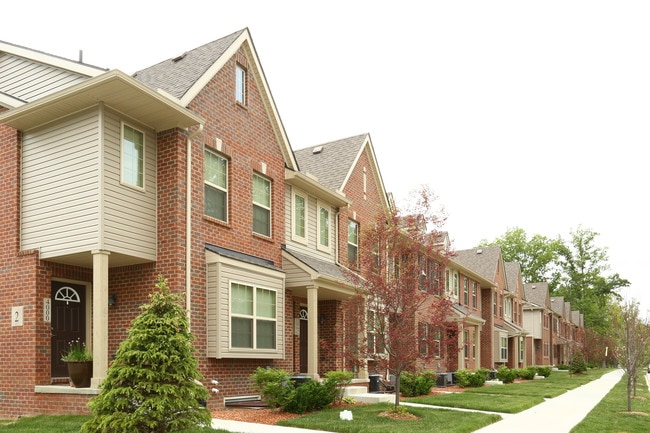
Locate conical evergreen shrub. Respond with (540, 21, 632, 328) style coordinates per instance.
(81, 275, 211, 432)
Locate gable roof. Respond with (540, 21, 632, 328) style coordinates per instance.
(453, 245, 503, 284)
(524, 282, 549, 308)
(293, 133, 390, 211)
(550, 296, 565, 315)
(0, 40, 106, 109)
(504, 262, 521, 295)
(133, 28, 297, 170)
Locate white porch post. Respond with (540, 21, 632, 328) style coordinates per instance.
(307, 286, 319, 379)
(458, 323, 464, 370)
(475, 325, 482, 368)
(91, 249, 110, 388)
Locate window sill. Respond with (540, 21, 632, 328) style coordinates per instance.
(204, 215, 231, 228)
(35, 384, 100, 395)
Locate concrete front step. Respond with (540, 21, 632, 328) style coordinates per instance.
(348, 392, 396, 404)
(342, 386, 369, 396)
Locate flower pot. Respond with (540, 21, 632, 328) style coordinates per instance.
(66, 361, 93, 388)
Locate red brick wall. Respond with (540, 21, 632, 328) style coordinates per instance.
(173, 46, 291, 408)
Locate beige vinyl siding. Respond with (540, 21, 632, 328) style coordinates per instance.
(284, 186, 335, 261)
(0, 53, 88, 102)
(21, 108, 101, 256)
(206, 251, 285, 359)
(102, 110, 156, 260)
(282, 259, 314, 288)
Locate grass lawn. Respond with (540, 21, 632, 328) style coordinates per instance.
(0, 415, 225, 433)
(279, 402, 501, 433)
(404, 368, 611, 413)
(405, 392, 543, 413)
(571, 373, 650, 433)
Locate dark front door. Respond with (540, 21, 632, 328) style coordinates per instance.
(51, 281, 87, 378)
(299, 307, 308, 373)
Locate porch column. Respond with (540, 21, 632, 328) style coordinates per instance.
(475, 325, 482, 369)
(307, 286, 319, 379)
(91, 249, 110, 388)
(458, 323, 464, 370)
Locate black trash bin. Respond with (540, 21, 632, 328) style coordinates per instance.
(368, 374, 380, 393)
(290, 374, 312, 387)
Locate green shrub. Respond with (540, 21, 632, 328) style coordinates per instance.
(517, 366, 537, 380)
(282, 377, 338, 414)
(81, 276, 211, 433)
(536, 366, 551, 377)
(323, 370, 354, 405)
(477, 368, 492, 381)
(455, 369, 486, 387)
(497, 366, 516, 383)
(400, 370, 437, 396)
(250, 367, 293, 409)
(556, 364, 570, 370)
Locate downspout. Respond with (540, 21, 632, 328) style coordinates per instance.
(186, 124, 204, 323)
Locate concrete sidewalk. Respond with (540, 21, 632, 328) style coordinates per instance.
(471, 368, 624, 433)
(211, 369, 626, 433)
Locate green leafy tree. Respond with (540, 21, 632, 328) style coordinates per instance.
(556, 226, 628, 333)
(81, 275, 210, 433)
(479, 227, 565, 291)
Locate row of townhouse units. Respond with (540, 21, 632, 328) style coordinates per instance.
(0, 28, 585, 419)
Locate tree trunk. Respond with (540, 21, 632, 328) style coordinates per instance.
(394, 373, 401, 406)
(627, 375, 632, 412)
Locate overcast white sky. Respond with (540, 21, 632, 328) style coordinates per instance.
(3, 1, 649, 318)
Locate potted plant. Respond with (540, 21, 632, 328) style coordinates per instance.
(61, 339, 93, 388)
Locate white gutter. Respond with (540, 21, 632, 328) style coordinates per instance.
(186, 124, 204, 323)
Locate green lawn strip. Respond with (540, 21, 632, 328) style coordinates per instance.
(406, 369, 612, 413)
(278, 402, 501, 433)
(570, 373, 650, 433)
(405, 392, 543, 413)
(0, 415, 222, 433)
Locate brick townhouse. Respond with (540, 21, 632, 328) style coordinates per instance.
(0, 28, 306, 417)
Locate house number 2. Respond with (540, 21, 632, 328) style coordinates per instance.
(11, 306, 24, 327)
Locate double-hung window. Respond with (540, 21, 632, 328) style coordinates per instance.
(253, 174, 271, 236)
(292, 189, 307, 243)
(348, 219, 359, 266)
(235, 64, 246, 104)
(500, 336, 508, 360)
(464, 330, 470, 358)
(231, 283, 276, 349)
(463, 278, 469, 305)
(472, 282, 477, 308)
(317, 203, 330, 252)
(367, 310, 385, 355)
(121, 123, 144, 188)
(204, 149, 228, 221)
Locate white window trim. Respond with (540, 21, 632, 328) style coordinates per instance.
(291, 188, 308, 244)
(253, 173, 272, 237)
(235, 64, 246, 104)
(120, 121, 145, 191)
(316, 201, 330, 253)
(204, 148, 228, 222)
(229, 280, 279, 352)
(348, 219, 359, 265)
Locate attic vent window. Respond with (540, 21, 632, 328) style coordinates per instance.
(312, 146, 323, 154)
(172, 52, 187, 62)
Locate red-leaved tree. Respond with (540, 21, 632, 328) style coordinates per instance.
(343, 186, 461, 405)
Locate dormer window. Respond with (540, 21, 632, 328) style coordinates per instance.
(235, 64, 246, 104)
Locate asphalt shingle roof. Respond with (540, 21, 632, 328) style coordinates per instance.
(293, 134, 368, 191)
(132, 29, 246, 99)
(453, 245, 502, 283)
(524, 282, 549, 308)
(504, 262, 521, 295)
